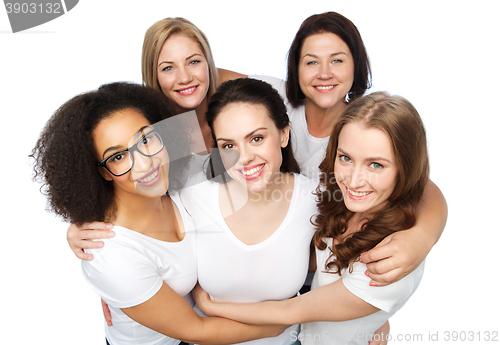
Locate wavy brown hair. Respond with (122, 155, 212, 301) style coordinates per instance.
(313, 92, 429, 275)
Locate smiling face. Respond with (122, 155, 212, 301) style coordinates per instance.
(298, 32, 355, 113)
(213, 102, 289, 193)
(334, 121, 398, 216)
(156, 33, 210, 113)
(93, 108, 170, 198)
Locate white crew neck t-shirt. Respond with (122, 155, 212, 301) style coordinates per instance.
(299, 237, 425, 345)
(81, 193, 197, 345)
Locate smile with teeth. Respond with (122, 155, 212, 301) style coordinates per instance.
(137, 167, 159, 183)
(347, 187, 372, 197)
(239, 164, 264, 176)
(315, 85, 335, 90)
(177, 86, 197, 94)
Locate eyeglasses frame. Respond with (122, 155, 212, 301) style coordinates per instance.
(97, 131, 164, 177)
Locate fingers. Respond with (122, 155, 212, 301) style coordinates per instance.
(360, 235, 394, 265)
(79, 222, 115, 231)
(364, 268, 401, 287)
(101, 299, 113, 326)
(75, 249, 94, 261)
(67, 222, 115, 261)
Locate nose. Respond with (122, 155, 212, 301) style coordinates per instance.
(346, 165, 366, 190)
(177, 66, 193, 84)
(318, 63, 333, 80)
(132, 150, 153, 172)
(238, 145, 255, 166)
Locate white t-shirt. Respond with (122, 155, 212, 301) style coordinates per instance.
(81, 194, 197, 345)
(184, 152, 210, 184)
(299, 238, 425, 345)
(251, 75, 330, 179)
(180, 173, 318, 345)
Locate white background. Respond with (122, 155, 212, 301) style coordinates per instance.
(1, 0, 499, 344)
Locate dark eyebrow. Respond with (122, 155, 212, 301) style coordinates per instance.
(302, 52, 347, 60)
(101, 126, 151, 159)
(216, 127, 267, 142)
(102, 145, 125, 160)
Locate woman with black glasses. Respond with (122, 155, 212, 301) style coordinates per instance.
(30, 81, 284, 345)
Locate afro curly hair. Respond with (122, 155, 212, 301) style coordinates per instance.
(31, 82, 192, 225)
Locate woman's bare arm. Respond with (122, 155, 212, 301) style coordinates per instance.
(361, 180, 447, 286)
(193, 281, 379, 326)
(122, 282, 285, 344)
(217, 68, 247, 83)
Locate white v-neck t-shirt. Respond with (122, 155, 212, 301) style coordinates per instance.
(180, 173, 318, 345)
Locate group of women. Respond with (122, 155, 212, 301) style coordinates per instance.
(31, 12, 447, 345)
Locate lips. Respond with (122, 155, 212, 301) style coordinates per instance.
(346, 186, 372, 200)
(135, 166, 161, 186)
(237, 163, 265, 180)
(176, 85, 198, 95)
(314, 85, 337, 92)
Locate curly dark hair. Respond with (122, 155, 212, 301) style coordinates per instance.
(204, 78, 300, 181)
(313, 92, 429, 275)
(30, 82, 192, 225)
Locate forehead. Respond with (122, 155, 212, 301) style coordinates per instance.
(93, 108, 151, 158)
(213, 103, 274, 136)
(338, 122, 393, 159)
(159, 33, 204, 58)
(301, 32, 351, 55)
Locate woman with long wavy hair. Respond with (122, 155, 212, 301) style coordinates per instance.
(192, 91, 430, 345)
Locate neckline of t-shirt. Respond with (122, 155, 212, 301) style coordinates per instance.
(214, 174, 299, 251)
(112, 194, 192, 245)
(297, 106, 331, 143)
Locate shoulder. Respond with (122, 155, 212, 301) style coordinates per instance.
(81, 228, 164, 308)
(295, 173, 320, 195)
(342, 260, 425, 313)
(289, 174, 319, 212)
(169, 193, 196, 234)
(83, 227, 155, 273)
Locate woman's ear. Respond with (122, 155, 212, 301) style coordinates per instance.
(280, 125, 290, 148)
(98, 167, 114, 181)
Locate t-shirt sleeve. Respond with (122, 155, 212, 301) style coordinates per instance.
(81, 238, 163, 309)
(342, 260, 425, 313)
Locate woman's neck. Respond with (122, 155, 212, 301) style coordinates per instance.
(304, 99, 348, 138)
(172, 96, 213, 154)
(112, 192, 176, 238)
(194, 97, 213, 153)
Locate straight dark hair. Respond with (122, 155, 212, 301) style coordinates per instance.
(205, 78, 300, 181)
(286, 11, 372, 107)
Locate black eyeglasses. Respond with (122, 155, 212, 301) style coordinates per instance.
(97, 131, 164, 176)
